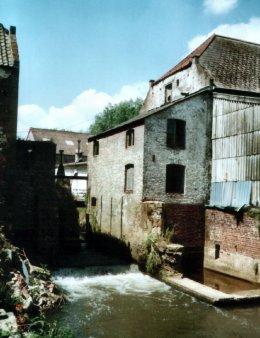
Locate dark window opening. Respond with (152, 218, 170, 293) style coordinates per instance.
(167, 119, 186, 149)
(93, 140, 99, 155)
(91, 197, 97, 207)
(215, 244, 220, 259)
(125, 164, 134, 192)
(126, 129, 134, 148)
(166, 164, 185, 193)
(176, 79, 179, 87)
(165, 83, 172, 103)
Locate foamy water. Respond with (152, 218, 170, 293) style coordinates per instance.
(52, 264, 171, 301)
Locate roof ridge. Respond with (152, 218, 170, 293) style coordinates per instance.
(213, 34, 260, 47)
(153, 34, 216, 85)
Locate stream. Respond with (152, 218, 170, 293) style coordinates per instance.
(49, 264, 260, 338)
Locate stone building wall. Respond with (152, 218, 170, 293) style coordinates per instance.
(143, 92, 212, 204)
(88, 125, 144, 240)
(142, 92, 212, 251)
(204, 208, 260, 283)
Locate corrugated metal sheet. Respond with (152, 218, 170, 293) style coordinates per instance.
(210, 181, 251, 209)
(252, 181, 260, 207)
(212, 155, 260, 182)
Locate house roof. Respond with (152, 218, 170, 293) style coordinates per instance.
(153, 34, 216, 85)
(27, 128, 90, 156)
(0, 24, 19, 67)
(153, 34, 260, 92)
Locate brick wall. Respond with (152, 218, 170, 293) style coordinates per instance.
(204, 208, 260, 283)
(164, 204, 205, 247)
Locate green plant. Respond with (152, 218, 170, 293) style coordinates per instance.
(164, 227, 174, 243)
(0, 282, 17, 311)
(247, 208, 260, 231)
(144, 233, 161, 275)
(24, 314, 75, 337)
(146, 246, 161, 275)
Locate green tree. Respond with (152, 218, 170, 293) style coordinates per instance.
(89, 98, 143, 134)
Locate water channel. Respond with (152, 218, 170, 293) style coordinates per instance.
(50, 264, 260, 338)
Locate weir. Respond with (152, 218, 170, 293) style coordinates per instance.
(48, 262, 260, 338)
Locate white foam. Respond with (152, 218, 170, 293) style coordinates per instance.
(53, 265, 171, 301)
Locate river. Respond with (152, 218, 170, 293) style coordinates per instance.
(50, 264, 260, 338)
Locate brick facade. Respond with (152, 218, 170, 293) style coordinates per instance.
(204, 208, 260, 283)
(164, 204, 205, 247)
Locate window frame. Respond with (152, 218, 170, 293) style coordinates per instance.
(93, 140, 99, 156)
(165, 83, 172, 103)
(124, 164, 134, 192)
(166, 118, 186, 149)
(126, 129, 135, 148)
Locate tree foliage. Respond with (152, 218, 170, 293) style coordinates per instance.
(89, 98, 143, 134)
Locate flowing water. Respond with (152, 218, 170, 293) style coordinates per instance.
(50, 264, 260, 338)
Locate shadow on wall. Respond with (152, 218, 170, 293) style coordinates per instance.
(88, 231, 132, 263)
(56, 178, 80, 252)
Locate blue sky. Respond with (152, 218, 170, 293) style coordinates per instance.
(1, 0, 260, 136)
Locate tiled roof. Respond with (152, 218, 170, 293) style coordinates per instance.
(153, 34, 260, 92)
(153, 34, 216, 85)
(199, 35, 260, 92)
(27, 128, 90, 156)
(0, 24, 19, 67)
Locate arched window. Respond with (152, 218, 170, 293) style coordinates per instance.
(126, 129, 134, 148)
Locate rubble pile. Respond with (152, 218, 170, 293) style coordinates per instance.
(0, 226, 64, 313)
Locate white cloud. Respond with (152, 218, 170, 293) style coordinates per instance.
(203, 0, 238, 14)
(188, 17, 260, 52)
(17, 82, 148, 138)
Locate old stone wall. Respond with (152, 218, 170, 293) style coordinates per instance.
(0, 65, 19, 227)
(141, 61, 209, 112)
(13, 140, 59, 263)
(88, 125, 144, 240)
(204, 208, 260, 283)
(143, 91, 212, 204)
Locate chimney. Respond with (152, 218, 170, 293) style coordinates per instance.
(10, 26, 16, 35)
(57, 150, 65, 176)
(149, 79, 155, 88)
(75, 139, 83, 163)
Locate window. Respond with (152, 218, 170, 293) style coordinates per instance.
(91, 197, 97, 206)
(165, 83, 172, 103)
(166, 164, 185, 193)
(167, 119, 186, 149)
(125, 164, 134, 192)
(126, 129, 134, 148)
(215, 244, 220, 259)
(93, 140, 99, 155)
